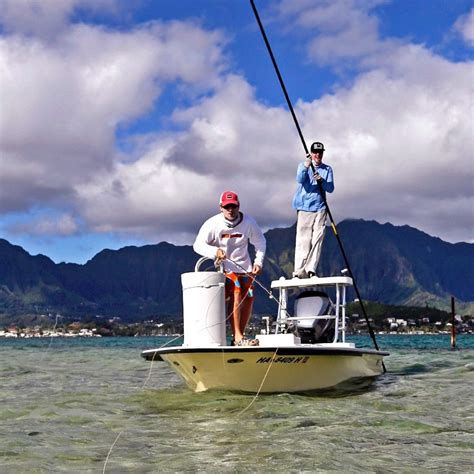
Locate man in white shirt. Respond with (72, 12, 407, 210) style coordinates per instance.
(193, 191, 266, 345)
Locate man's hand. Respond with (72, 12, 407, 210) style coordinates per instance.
(313, 171, 322, 181)
(215, 248, 226, 263)
(252, 264, 262, 275)
(304, 153, 312, 168)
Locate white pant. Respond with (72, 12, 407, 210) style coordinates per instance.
(294, 210, 327, 276)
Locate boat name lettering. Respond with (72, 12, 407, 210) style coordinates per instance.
(256, 356, 309, 364)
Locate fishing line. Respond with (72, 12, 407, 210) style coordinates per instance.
(216, 258, 290, 412)
(46, 314, 61, 349)
(224, 257, 293, 319)
(105, 259, 290, 470)
(104, 271, 256, 470)
(142, 269, 254, 388)
(142, 333, 184, 389)
(202, 261, 287, 411)
(237, 348, 279, 416)
(103, 432, 123, 473)
(33, 314, 63, 367)
(103, 331, 189, 472)
(192, 266, 280, 390)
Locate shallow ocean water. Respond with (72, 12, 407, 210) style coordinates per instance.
(1, 335, 473, 473)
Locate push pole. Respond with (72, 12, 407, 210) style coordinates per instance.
(249, 0, 309, 158)
(249, 0, 385, 369)
(451, 296, 456, 350)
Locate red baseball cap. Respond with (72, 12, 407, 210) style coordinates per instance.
(220, 191, 239, 206)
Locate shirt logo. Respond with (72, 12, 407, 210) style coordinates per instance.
(222, 233, 242, 239)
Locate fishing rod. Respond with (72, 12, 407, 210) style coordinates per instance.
(249, 0, 385, 367)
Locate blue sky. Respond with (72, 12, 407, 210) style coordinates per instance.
(0, 0, 473, 264)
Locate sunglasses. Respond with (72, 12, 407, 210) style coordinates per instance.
(312, 150, 324, 154)
(222, 204, 238, 210)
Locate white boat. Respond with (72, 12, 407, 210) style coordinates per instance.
(141, 259, 389, 393)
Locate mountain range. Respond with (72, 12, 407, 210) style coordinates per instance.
(0, 219, 472, 323)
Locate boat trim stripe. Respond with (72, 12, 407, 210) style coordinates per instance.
(141, 346, 389, 360)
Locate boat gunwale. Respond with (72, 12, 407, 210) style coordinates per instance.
(141, 345, 389, 360)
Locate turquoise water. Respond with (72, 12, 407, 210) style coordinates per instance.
(1, 335, 473, 472)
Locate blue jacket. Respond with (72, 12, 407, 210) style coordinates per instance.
(292, 162, 334, 212)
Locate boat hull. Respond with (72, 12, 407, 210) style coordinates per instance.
(142, 346, 388, 393)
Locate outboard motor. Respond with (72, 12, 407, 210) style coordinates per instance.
(293, 291, 335, 343)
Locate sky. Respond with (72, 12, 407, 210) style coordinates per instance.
(0, 0, 473, 264)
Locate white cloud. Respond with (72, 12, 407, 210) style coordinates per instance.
(0, 20, 228, 213)
(74, 45, 474, 245)
(8, 212, 78, 236)
(267, 0, 474, 243)
(274, 0, 393, 66)
(0, 0, 118, 39)
(0, 0, 473, 258)
(75, 75, 298, 240)
(454, 8, 474, 47)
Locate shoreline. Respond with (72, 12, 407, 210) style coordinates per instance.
(1, 331, 472, 339)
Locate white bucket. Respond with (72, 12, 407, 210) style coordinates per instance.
(182, 272, 226, 347)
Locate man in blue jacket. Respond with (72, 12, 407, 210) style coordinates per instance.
(292, 141, 334, 278)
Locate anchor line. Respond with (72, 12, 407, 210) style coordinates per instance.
(249, 0, 385, 371)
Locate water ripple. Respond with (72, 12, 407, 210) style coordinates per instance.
(1, 335, 472, 472)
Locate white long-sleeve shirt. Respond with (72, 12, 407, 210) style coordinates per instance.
(193, 213, 266, 273)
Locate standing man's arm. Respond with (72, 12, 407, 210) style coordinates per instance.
(296, 161, 311, 183)
(314, 166, 334, 193)
(321, 166, 334, 193)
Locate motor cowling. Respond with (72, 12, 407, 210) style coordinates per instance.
(293, 291, 335, 343)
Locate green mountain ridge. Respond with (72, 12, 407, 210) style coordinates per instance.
(0, 219, 472, 322)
